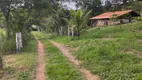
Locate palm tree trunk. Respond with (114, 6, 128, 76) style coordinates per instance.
(55, 28, 57, 34)
(60, 26, 63, 35)
(68, 25, 70, 37)
(58, 29, 60, 35)
(77, 28, 80, 37)
(72, 26, 74, 37)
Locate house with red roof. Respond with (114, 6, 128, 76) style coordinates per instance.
(90, 10, 140, 26)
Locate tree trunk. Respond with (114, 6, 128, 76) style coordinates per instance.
(0, 56, 3, 69)
(5, 16, 10, 40)
(60, 26, 63, 35)
(2, 9, 10, 40)
(68, 25, 70, 37)
(77, 28, 80, 37)
(55, 28, 57, 34)
(129, 16, 132, 23)
(138, 10, 141, 16)
(72, 26, 74, 37)
(58, 29, 60, 35)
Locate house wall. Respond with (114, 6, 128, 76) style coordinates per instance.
(92, 20, 115, 26)
(92, 19, 121, 27)
(92, 20, 106, 26)
(122, 19, 130, 23)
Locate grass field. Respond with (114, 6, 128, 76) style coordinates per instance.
(0, 34, 37, 80)
(50, 21, 142, 80)
(35, 32, 84, 80)
(0, 29, 3, 32)
(0, 29, 5, 35)
(1, 21, 142, 80)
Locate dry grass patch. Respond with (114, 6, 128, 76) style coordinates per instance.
(0, 38, 37, 80)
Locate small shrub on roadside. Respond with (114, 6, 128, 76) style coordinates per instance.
(17, 72, 30, 80)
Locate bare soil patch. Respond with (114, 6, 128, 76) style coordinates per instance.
(34, 35, 45, 80)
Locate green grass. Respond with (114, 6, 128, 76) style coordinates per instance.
(34, 32, 84, 80)
(0, 29, 4, 32)
(0, 34, 37, 80)
(80, 21, 142, 39)
(49, 21, 142, 80)
(69, 39, 142, 80)
(33, 31, 52, 40)
(0, 29, 6, 35)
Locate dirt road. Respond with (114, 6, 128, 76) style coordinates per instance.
(50, 40, 100, 80)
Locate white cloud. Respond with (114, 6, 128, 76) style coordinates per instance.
(62, 2, 77, 10)
(62, 0, 105, 10)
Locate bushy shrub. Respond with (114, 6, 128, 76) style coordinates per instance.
(136, 17, 142, 21)
(22, 30, 31, 46)
(0, 32, 16, 68)
(17, 72, 30, 80)
(9, 9, 32, 47)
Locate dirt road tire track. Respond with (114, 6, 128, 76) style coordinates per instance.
(50, 40, 100, 80)
(34, 35, 46, 80)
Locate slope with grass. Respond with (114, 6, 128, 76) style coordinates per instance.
(0, 35, 37, 80)
(51, 21, 142, 80)
(35, 32, 84, 80)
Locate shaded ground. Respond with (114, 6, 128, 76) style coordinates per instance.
(50, 40, 100, 80)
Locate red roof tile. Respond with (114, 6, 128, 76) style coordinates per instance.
(90, 10, 133, 20)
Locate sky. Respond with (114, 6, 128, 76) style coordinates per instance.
(63, 0, 106, 10)
(62, 2, 77, 10)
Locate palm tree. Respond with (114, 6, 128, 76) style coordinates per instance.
(70, 9, 92, 37)
(63, 9, 92, 37)
(44, 7, 68, 35)
(62, 16, 75, 37)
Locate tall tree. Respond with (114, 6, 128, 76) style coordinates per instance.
(108, 0, 135, 11)
(104, 0, 112, 12)
(131, 0, 142, 14)
(75, 0, 102, 16)
(0, 0, 26, 39)
(0, 0, 50, 39)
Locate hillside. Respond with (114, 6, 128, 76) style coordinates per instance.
(50, 21, 142, 80)
(1, 21, 142, 80)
